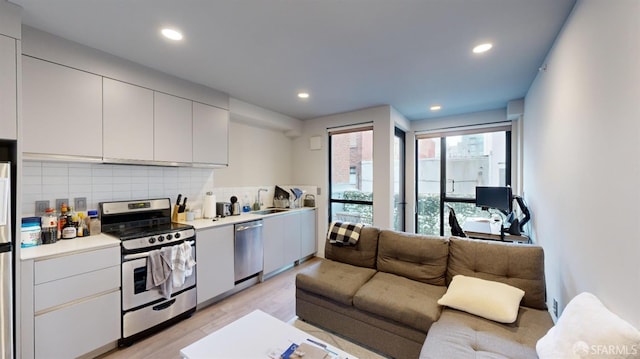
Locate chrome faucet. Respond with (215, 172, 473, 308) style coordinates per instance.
(254, 188, 268, 210)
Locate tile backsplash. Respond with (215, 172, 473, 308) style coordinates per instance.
(21, 161, 318, 218)
(21, 161, 214, 217)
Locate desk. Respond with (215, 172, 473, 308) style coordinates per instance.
(465, 231, 530, 243)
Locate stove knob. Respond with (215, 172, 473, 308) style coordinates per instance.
(148, 237, 156, 244)
(166, 234, 173, 240)
(158, 235, 165, 242)
(174, 233, 181, 239)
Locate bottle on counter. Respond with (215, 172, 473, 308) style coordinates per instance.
(61, 205, 77, 239)
(77, 212, 88, 237)
(58, 203, 68, 239)
(40, 208, 57, 245)
(21, 217, 41, 248)
(88, 210, 101, 236)
(242, 195, 251, 213)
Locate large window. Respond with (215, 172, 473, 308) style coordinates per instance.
(416, 126, 511, 236)
(329, 126, 373, 225)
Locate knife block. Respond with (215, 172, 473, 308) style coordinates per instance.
(172, 205, 186, 222)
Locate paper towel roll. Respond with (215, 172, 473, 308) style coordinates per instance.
(203, 192, 216, 218)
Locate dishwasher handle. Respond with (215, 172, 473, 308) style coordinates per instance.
(236, 222, 263, 232)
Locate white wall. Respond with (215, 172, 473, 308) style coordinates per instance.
(213, 121, 293, 187)
(523, 0, 639, 327)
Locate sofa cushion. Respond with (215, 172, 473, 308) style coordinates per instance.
(377, 230, 449, 285)
(296, 259, 377, 306)
(447, 237, 547, 309)
(353, 271, 446, 332)
(419, 307, 554, 359)
(437, 275, 525, 323)
(324, 226, 380, 269)
(536, 292, 640, 359)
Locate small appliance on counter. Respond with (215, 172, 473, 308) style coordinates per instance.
(303, 194, 316, 207)
(229, 196, 241, 216)
(216, 202, 231, 217)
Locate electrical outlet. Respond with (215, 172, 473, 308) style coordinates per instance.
(317, 187, 321, 195)
(55, 198, 69, 211)
(35, 200, 50, 216)
(74, 197, 87, 211)
(553, 298, 558, 317)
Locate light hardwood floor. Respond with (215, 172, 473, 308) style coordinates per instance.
(98, 257, 321, 359)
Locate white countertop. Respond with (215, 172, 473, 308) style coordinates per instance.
(20, 233, 121, 261)
(177, 207, 316, 231)
(20, 207, 316, 260)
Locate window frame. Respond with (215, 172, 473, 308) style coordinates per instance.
(415, 125, 512, 236)
(328, 125, 374, 224)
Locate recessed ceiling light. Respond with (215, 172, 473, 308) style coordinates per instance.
(161, 28, 183, 41)
(473, 43, 493, 54)
(430, 105, 442, 111)
(297, 92, 310, 99)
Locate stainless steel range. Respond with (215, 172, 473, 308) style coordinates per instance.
(100, 198, 197, 347)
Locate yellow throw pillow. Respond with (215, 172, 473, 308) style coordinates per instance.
(438, 275, 525, 323)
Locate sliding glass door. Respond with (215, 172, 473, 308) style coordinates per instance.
(416, 127, 511, 236)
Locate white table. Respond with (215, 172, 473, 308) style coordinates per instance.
(180, 310, 357, 359)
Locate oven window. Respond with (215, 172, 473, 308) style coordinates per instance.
(133, 266, 147, 294)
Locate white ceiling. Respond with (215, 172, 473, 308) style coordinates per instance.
(11, 0, 576, 121)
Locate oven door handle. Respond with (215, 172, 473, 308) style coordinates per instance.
(123, 252, 150, 260)
(123, 240, 195, 261)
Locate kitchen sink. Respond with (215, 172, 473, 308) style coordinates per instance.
(252, 208, 290, 215)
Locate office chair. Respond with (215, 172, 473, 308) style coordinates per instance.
(447, 204, 466, 237)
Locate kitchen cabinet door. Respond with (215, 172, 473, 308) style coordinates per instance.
(193, 102, 229, 165)
(154, 92, 192, 163)
(300, 209, 317, 259)
(103, 78, 154, 161)
(263, 213, 301, 275)
(0, 35, 16, 140)
(282, 213, 301, 265)
(196, 225, 234, 305)
(262, 215, 286, 275)
(22, 56, 103, 157)
(35, 291, 120, 359)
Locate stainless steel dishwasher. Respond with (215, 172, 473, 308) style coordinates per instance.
(234, 220, 264, 283)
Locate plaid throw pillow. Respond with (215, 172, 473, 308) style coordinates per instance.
(327, 221, 364, 246)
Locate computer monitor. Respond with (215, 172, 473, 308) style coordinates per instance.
(475, 186, 512, 214)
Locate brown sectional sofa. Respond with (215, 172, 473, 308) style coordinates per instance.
(295, 227, 554, 358)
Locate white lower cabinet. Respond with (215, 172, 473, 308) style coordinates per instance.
(263, 214, 287, 275)
(263, 210, 316, 276)
(196, 225, 235, 304)
(35, 291, 120, 359)
(300, 209, 317, 258)
(22, 246, 121, 359)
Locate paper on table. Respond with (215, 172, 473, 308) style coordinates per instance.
(0, 178, 8, 226)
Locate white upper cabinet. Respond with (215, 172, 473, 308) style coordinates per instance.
(0, 35, 17, 140)
(192, 102, 229, 165)
(22, 56, 102, 157)
(103, 78, 154, 161)
(154, 92, 193, 163)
